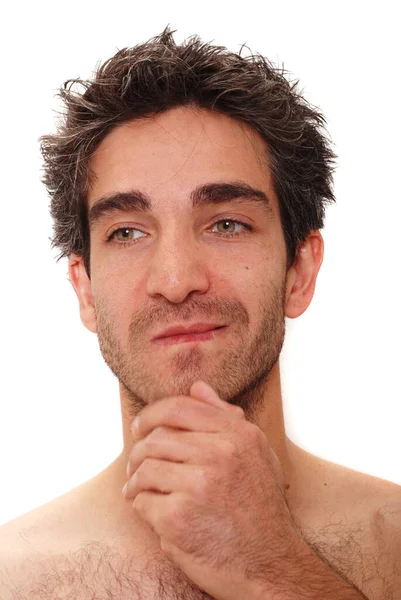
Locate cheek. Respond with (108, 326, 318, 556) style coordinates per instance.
(92, 269, 135, 325)
(238, 261, 282, 314)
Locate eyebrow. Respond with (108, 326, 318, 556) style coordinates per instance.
(88, 181, 275, 227)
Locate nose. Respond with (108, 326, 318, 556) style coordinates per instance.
(145, 229, 210, 304)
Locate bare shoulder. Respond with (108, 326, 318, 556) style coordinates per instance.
(0, 489, 170, 600)
(0, 508, 53, 597)
(322, 454, 401, 538)
(287, 441, 401, 598)
(338, 466, 401, 589)
(363, 473, 401, 596)
(0, 518, 37, 599)
(0, 491, 120, 597)
(338, 470, 401, 600)
(0, 520, 198, 600)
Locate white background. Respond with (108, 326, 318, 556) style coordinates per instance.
(0, 1, 400, 527)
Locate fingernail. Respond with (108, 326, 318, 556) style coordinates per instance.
(122, 482, 128, 497)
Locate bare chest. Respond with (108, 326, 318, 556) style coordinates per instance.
(1, 541, 214, 600)
(1, 522, 396, 600)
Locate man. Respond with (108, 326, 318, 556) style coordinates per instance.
(0, 26, 399, 600)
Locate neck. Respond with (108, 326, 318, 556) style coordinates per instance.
(87, 362, 305, 551)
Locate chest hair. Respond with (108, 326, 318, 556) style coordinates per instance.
(3, 513, 399, 600)
(2, 541, 215, 600)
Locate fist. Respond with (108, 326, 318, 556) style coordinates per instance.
(123, 380, 301, 600)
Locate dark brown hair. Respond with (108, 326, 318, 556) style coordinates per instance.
(40, 25, 336, 277)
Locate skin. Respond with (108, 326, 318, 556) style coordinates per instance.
(121, 380, 367, 599)
(1, 105, 399, 599)
(70, 104, 324, 502)
(66, 105, 333, 596)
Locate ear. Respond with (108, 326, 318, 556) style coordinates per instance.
(68, 253, 97, 333)
(284, 231, 324, 319)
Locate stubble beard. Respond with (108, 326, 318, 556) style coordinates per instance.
(95, 280, 287, 423)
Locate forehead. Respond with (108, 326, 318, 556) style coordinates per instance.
(87, 106, 277, 212)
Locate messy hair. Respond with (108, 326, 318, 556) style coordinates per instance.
(40, 25, 336, 277)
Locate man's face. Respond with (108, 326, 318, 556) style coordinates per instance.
(86, 106, 290, 419)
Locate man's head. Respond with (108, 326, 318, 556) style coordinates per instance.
(40, 27, 335, 419)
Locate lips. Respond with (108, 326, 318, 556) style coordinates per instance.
(152, 325, 227, 346)
(153, 323, 225, 340)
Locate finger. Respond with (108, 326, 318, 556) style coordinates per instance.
(124, 458, 204, 499)
(131, 490, 179, 540)
(133, 396, 235, 439)
(127, 426, 190, 479)
(126, 426, 231, 478)
(190, 380, 240, 414)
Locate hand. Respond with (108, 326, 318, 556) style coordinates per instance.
(123, 380, 303, 600)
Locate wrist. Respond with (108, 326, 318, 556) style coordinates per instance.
(254, 538, 367, 600)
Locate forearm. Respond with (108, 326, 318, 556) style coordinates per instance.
(250, 540, 369, 600)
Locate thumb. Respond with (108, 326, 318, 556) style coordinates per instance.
(190, 380, 231, 411)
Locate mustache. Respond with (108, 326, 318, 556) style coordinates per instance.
(127, 298, 249, 337)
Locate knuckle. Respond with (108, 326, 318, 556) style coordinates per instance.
(219, 439, 237, 465)
(195, 468, 210, 498)
(142, 439, 155, 455)
(166, 498, 185, 525)
(147, 425, 167, 441)
(252, 425, 266, 450)
(204, 439, 237, 470)
(170, 396, 187, 419)
(142, 456, 155, 469)
(132, 468, 142, 488)
(130, 438, 145, 461)
(142, 436, 158, 454)
(136, 457, 152, 480)
(248, 421, 263, 440)
(145, 426, 169, 449)
(240, 421, 263, 449)
(233, 405, 245, 418)
(218, 439, 242, 477)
